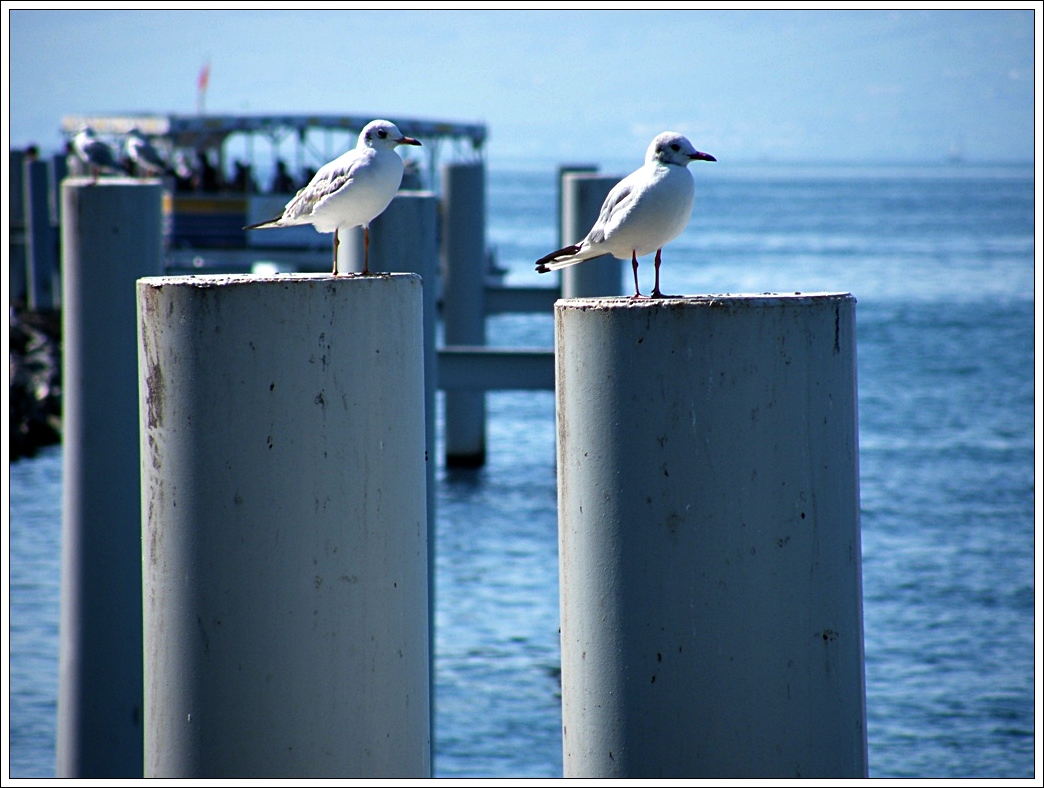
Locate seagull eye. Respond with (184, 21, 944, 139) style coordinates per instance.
(377, 129, 387, 139)
(670, 143, 681, 152)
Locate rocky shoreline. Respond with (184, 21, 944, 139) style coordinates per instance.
(9, 307, 62, 461)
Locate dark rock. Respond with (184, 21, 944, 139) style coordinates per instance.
(9, 307, 62, 461)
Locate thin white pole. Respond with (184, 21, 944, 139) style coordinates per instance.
(555, 293, 868, 778)
(57, 177, 164, 777)
(560, 173, 623, 299)
(137, 273, 430, 778)
(440, 161, 487, 466)
(25, 159, 60, 310)
(10, 150, 28, 304)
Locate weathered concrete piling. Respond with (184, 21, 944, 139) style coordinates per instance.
(440, 161, 487, 466)
(57, 177, 164, 777)
(342, 192, 440, 752)
(25, 158, 60, 310)
(342, 191, 440, 537)
(137, 273, 430, 778)
(555, 293, 867, 778)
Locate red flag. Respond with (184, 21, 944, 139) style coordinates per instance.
(198, 63, 210, 92)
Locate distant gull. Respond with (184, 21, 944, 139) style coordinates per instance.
(535, 131, 715, 298)
(245, 119, 421, 275)
(124, 128, 168, 177)
(72, 126, 126, 183)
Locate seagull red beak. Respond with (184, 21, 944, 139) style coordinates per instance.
(692, 150, 716, 162)
(399, 136, 422, 146)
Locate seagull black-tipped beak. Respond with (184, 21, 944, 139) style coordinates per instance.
(399, 136, 422, 146)
(692, 150, 716, 162)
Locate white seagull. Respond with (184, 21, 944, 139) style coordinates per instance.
(124, 128, 168, 177)
(535, 131, 715, 298)
(245, 119, 421, 275)
(72, 126, 126, 183)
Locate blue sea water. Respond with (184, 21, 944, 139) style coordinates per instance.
(7, 162, 1037, 778)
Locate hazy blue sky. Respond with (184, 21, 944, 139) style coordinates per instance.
(6, 8, 1038, 168)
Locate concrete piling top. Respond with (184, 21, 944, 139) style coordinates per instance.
(137, 271, 423, 287)
(555, 291, 856, 310)
(64, 175, 164, 187)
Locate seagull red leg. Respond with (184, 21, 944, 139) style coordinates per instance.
(332, 229, 339, 275)
(629, 250, 644, 298)
(363, 226, 370, 275)
(651, 248, 665, 298)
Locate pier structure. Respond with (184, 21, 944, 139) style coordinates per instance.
(15, 121, 636, 468)
(21, 124, 871, 779)
(9, 147, 67, 310)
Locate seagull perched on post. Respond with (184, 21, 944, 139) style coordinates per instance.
(72, 126, 126, 183)
(244, 119, 421, 275)
(124, 128, 168, 177)
(535, 131, 715, 298)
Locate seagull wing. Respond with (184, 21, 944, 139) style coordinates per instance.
(279, 148, 373, 225)
(535, 170, 644, 271)
(584, 175, 639, 247)
(134, 138, 167, 172)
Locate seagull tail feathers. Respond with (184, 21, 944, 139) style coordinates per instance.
(535, 244, 584, 273)
(243, 215, 284, 231)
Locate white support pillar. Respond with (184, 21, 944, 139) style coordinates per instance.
(26, 158, 60, 310)
(440, 161, 487, 467)
(341, 192, 439, 534)
(560, 173, 623, 299)
(9, 149, 28, 305)
(555, 294, 867, 778)
(137, 273, 430, 778)
(556, 163, 596, 250)
(341, 191, 440, 758)
(57, 177, 164, 777)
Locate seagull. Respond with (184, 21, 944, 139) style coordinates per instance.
(244, 119, 421, 275)
(535, 131, 715, 298)
(72, 126, 126, 183)
(124, 128, 168, 177)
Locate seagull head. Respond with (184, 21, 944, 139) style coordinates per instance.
(648, 132, 716, 167)
(359, 119, 422, 150)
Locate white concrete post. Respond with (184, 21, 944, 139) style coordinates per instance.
(137, 273, 430, 778)
(556, 164, 596, 249)
(341, 193, 439, 535)
(26, 158, 60, 310)
(440, 161, 487, 466)
(560, 173, 623, 299)
(50, 152, 69, 227)
(57, 177, 164, 777)
(341, 192, 440, 755)
(555, 294, 867, 778)
(9, 150, 28, 304)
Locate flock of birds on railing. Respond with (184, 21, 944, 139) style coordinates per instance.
(69, 122, 717, 297)
(70, 126, 173, 183)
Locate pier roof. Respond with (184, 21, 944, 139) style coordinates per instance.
(61, 113, 487, 152)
